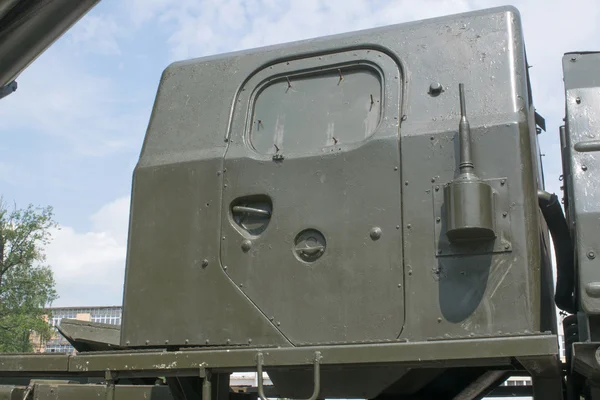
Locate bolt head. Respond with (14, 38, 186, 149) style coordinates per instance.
(241, 240, 252, 252)
(576, 97, 582, 104)
(582, 165, 588, 171)
(202, 259, 209, 268)
(429, 82, 443, 95)
(588, 251, 596, 260)
(370, 227, 382, 240)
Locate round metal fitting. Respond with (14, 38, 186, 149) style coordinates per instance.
(429, 82, 443, 96)
(241, 239, 252, 252)
(294, 229, 326, 262)
(588, 251, 596, 260)
(370, 227, 382, 240)
(202, 259, 209, 268)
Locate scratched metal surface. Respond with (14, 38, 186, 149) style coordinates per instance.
(121, 5, 552, 350)
(562, 52, 600, 314)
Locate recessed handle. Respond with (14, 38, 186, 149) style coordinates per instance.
(232, 206, 271, 217)
(297, 244, 325, 256)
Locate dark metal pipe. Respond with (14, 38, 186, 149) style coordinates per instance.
(538, 190, 576, 314)
(0, 0, 100, 88)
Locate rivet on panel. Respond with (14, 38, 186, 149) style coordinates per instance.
(370, 227, 382, 240)
(588, 251, 596, 260)
(431, 177, 436, 183)
(145, 340, 149, 345)
(500, 179, 506, 186)
(504, 243, 511, 250)
(205, 339, 210, 345)
(407, 224, 412, 229)
(429, 82, 443, 96)
(401, 115, 407, 121)
(396, 225, 400, 230)
(226, 339, 231, 345)
(277, 321, 281, 326)
(502, 212, 508, 218)
(241, 240, 252, 252)
(571, 57, 577, 62)
(405, 181, 409, 186)
(248, 338, 253, 344)
(408, 270, 413, 276)
(582, 165, 588, 171)
(576, 97, 582, 104)
(398, 283, 402, 288)
(437, 317, 442, 323)
(202, 259, 209, 268)
(394, 166, 398, 171)
(185, 339, 189, 344)
(165, 340, 169, 345)
(435, 186, 440, 192)
(126, 341, 130, 346)
(436, 217, 441, 223)
(223, 265, 228, 271)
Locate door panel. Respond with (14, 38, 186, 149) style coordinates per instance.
(220, 49, 404, 345)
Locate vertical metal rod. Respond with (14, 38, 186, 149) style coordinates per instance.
(458, 83, 474, 174)
(202, 373, 212, 400)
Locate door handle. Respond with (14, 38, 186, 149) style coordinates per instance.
(296, 244, 325, 257)
(232, 206, 271, 217)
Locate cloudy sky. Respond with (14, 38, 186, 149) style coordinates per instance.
(0, 0, 598, 307)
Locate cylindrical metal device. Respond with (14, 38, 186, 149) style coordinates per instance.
(444, 178, 496, 242)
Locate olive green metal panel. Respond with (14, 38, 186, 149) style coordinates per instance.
(67, 335, 557, 374)
(121, 5, 550, 350)
(0, 355, 69, 373)
(561, 52, 600, 314)
(122, 160, 290, 347)
(58, 319, 121, 351)
(30, 383, 173, 400)
(220, 49, 404, 345)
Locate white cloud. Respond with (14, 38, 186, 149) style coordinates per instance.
(45, 196, 130, 306)
(0, 51, 147, 158)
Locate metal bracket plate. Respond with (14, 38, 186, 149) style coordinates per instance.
(433, 177, 513, 257)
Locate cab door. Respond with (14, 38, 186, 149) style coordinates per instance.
(220, 49, 405, 345)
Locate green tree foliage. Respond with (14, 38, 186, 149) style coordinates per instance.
(0, 199, 59, 352)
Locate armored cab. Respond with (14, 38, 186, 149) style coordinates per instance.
(119, 4, 559, 399)
(1, 5, 573, 400)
